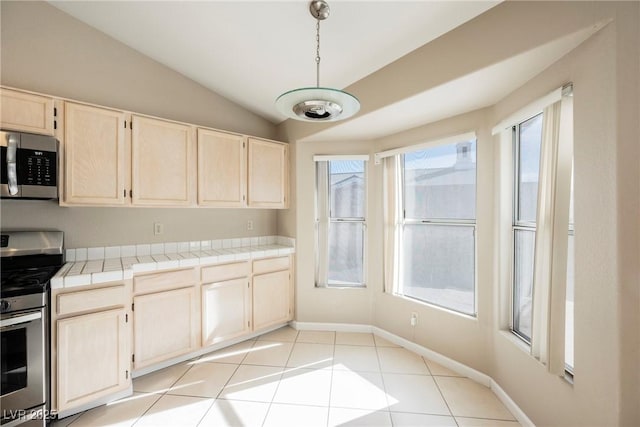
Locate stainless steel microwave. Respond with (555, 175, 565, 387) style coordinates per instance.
(0, 131, 58, 199)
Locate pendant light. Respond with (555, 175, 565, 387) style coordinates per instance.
(275, 0, 360, 122)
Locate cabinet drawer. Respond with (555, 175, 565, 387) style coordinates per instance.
(57, 285, 127, 316)
(202, 262, 249, 283)
(252, 256, 290, 275)
(134, 268, 197, 295)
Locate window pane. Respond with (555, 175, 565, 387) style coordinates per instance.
(517, 114, 543, 223)
(404, 141, 476, 220)
(329, 160, 365, 218)
(566, 166, 575, 371)
(328, 221, 364, 286)
(402, 224, 475, 315)
(565, 233, 575, 370)
(513, 229, 535, 341)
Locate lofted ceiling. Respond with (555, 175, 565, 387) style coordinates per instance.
(48, 1, 599, 141)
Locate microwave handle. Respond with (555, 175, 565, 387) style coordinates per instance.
(6, 133, 18, 195)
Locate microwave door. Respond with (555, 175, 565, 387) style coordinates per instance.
(1, 131, 21, 198)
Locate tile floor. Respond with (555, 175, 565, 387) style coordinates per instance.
(53, 327, 521, 427)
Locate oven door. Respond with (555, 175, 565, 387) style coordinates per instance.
(0, 309, 46, 419)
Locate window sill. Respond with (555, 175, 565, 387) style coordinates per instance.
(387, 292, 478, 320)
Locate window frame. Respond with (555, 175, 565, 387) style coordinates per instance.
(511, 113, 543, 344)
(314, 158, 368, 288)
(397, 140, 478, 317)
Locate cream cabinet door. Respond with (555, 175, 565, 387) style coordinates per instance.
(252, 270, 291, 331)
(197, 128, 246, 207)
(0, 88, 55, 135)
(133, 286, 200, 369)
(131, 115, 195, 206)
(202, 278, 251, 346)
(64, 102, 127, 205)
(57, 308, 130, 412)
(247, 137, 288, 208)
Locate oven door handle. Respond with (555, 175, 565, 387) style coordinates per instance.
(0, 311, 41, 329)
(6, 133, 19, 195)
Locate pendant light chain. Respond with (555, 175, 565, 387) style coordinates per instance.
(315, 18, 321, 88)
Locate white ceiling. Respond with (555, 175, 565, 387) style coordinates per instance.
(48, 1, 600, 142)
(48, 1, 499, 125)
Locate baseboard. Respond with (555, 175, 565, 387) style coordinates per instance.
(292, 321, 532, 427)
(289, 321, 373, 333)
(491, 379, 535, 427)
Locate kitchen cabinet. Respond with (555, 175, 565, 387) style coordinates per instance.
(63, 102, 128, 205)
(247, 137, 289, 209)
(52, 283, 131, 413)
(0, 88, 55, 135)
(252, 256, 293, 331)
(132, 268, 200, 369)
(197, 128, 246, 207)
(131, 115, 195, 206)
(201, 262, 251, 345)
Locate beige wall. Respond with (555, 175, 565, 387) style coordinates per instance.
(279, 2, 639, 426)
(0, 1, 280, 247)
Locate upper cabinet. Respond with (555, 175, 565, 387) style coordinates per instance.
(131, 115, 195, 206)
(1, 88, 55, 135)
(197, 128, 246, 207)
(247, 137, 289, 209)
(2, 87, 289, 209)
(63, 102, 127, 205)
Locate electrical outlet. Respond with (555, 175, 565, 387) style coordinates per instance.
(154, 223, 164, 235)
(410, 312, 418, 327)
(247, 220, 254, 231)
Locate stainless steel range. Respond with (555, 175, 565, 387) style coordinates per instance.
(1, 231, 63, 427)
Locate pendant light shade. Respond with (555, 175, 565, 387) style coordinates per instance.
(275, 1, 360, 122)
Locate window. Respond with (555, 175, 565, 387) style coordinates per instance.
(315, 158, 367, 287)
(512, 113, 543, 342)
(399, 140, 477, 315)
(565, 164, 574, 373)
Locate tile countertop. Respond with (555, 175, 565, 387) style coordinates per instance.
(52, 236, 295, 290)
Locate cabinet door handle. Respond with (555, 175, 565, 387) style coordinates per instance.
(6, 133, 19, 196)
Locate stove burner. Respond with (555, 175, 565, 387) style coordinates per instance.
(1, 266, 61, 298)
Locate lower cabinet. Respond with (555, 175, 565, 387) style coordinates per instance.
(51, 255, 293, 416)
(52, 282, 131, 414)
(57, 309, 130, 412)
(133, 286, 200, 369)
(252, 258, 293, 331)
(202, 278, 251, 346)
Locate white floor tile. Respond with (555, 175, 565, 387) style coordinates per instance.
(134, 394, 213, 427)
(51, 413, 82, 427)
(374, 335, 401, 347)
(377, 347, 431, 374)
(383, 373, 450, 415)
(199, 399, 270, 427)
(198, 340, 255, 364)
(328, 408, 392, 426)
(256, 326, 298, 342)
(132, 363, 191, 393)
(435, 377, 515, 420)
(287, 343, 334, 369)
(332, 345, 380, 372)
(242, 341, 293, 367)
(335, 332, 375, 347)
(296, 330, 336, 344)
(330, 370, 388, 411)
(391, 412, 458, 427)
(168, 362, 237, 398)
(273, 368, 332, 406)
(69, 393, 161, 427)
(425, 358, 464, 377)
(219, 365, 283, 402)
(263, 403, 328, 427)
